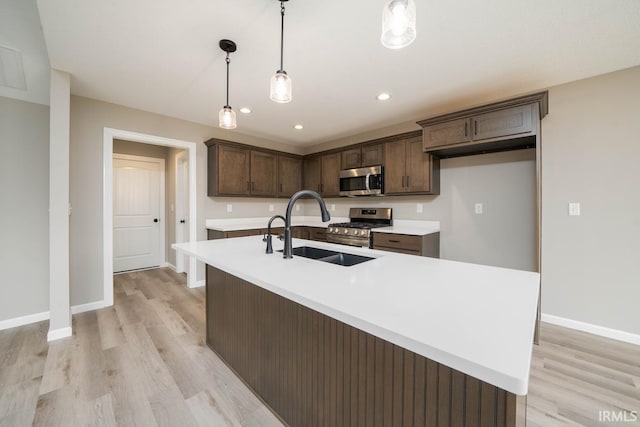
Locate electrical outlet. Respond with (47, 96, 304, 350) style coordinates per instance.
(475, 203, 483, 214)
(568, 202, 581, 216)
(416, 203, 423, 213)
(330, 204, 336, 212)
(226, 204, 233, 213)
(269, 204, 274, 212)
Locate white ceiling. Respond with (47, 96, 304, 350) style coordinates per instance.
(32, 0, 640, 146)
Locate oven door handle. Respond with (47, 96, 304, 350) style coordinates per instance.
(365, 173, 371, 192)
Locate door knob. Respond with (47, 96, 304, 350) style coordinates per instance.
(180, 220, 186, 224)
(153, 218, 159, 223)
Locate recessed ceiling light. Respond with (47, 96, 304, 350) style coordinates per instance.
(377, 93, 391, 101)
(239, 107, 252, 114)
(294, 124, 304, 130)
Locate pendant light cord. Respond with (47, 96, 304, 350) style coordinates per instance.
(225, 53, 230, 107)
(279, 1, 285, 71)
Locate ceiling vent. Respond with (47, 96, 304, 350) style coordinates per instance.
(0, 45, 27, 91)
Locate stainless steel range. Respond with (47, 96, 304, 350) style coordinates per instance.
(326, 208, 392, 248)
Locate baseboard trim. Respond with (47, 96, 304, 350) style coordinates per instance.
(71, 300, 109, 315)
(0, 300, 112, 332)
(0, 311, 50, 331)
(189, 280, 205, 289)
(165, 263, 177, 272)
(47, 326, 72, 342)
(542, 313, 640, 346)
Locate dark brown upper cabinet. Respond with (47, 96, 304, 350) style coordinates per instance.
(303, 153, 340, 197)
(384, 136, 440, 195)
(250, 151, 277, 197)
(277, 155, 303, 198)
(340, 144, 383, 170)
(206, 139, 301, 198)
(419, 92, 548, 158)
(208, 143, 250, 196)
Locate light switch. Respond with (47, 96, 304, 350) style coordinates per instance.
(416, 203, 423, 213)
(568, 202, 581, 216)
(475, 203, 483, 214)
(269, 204, 274, 212)
(226, 204, 233, 213)
(330, 204, 336, 212)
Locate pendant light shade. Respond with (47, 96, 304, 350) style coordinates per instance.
(270, 70, 292, 103)
(218, 39, 237, 129)
(381, 0, 416, 49)
(270, 0, 292, 103)
(219, 105, 237, 129)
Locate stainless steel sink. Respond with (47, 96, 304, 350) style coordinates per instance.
(277, 246, 375, 266)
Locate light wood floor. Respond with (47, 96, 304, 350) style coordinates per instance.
(0, 268, 638, 426)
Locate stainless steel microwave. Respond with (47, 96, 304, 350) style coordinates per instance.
(339, 165, 384, 197)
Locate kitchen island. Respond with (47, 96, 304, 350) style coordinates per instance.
(173, 236, 538, 426)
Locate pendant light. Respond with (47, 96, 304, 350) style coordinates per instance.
(381, 0, 416, 49)
(270, 0, 292, 103)
(218, 39, 237, 129)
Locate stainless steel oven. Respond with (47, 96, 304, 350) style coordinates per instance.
(339, 165, 384, 197)
(326, 208, 392, 248)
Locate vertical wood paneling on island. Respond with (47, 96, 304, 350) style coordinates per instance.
(206, 266, 524, 427)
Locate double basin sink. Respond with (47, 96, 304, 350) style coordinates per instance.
(278, 246, 374, 267)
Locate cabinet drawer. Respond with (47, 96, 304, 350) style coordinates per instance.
(372, 233, 422, 252)
(308, 227, 327, 242)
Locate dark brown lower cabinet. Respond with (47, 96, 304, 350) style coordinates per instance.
(206, 266, 526, 427)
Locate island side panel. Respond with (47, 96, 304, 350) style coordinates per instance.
(206, 265, 525, 427)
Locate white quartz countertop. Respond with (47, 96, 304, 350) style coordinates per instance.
(373, 220, 440, 236)
(205, 216, 349, 231)
(173, 237, 539, 395)
(205, 217, 440, 235)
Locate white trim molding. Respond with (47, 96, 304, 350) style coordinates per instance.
(47, 326, 72, 342)
(71, 300, 109, 315)
(0, 311, 50, 331)
(542, 313, 640, 346)
(104, 128, 199, 306)
(190, 280, 205, 289)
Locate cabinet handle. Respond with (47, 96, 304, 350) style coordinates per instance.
(474, 120, 478, 135)
(389, 239, 400, 243)
(401, 176, 405, 188)
(464, 122, 468, 137)
(320, 183, 323, 192)
(251, 182, 255, 191)
(406, 175, 410, 187)
(247, 181, 250, 191)
(280, 183, 283, 192)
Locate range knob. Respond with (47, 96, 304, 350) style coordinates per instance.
(328, 227, 334, 233)
(344, 229, 349, 234)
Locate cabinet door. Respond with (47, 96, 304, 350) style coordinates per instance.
(472, 104, 533, 141)
(361, 144, 383, 167)
(308, 227, 327, 242)
(340, 148, 362, 170)
(423, 118, 471, 149)
(321, 153, 341, 196)
(250, 151, 277, 197)
(383, 140, 407, 194)
(406, 138, 437, 194)
(303, 156, 322, 193)
(278, 155, 303, 198)
(217, 144, 250, 196)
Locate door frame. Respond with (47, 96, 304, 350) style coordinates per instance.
(175, 150, 188, 273)
(104, 128, 198, 308)
(112, 153, 166, 273)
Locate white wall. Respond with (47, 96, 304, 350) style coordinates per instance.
(0, 97, 49, 322)
(541, 66, 640, 335)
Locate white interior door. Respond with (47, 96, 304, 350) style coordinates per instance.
(113, 155, 165, 273)
(175, 151, 189, 273)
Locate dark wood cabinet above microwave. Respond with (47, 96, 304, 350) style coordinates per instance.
(418, 92, 548, 158)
